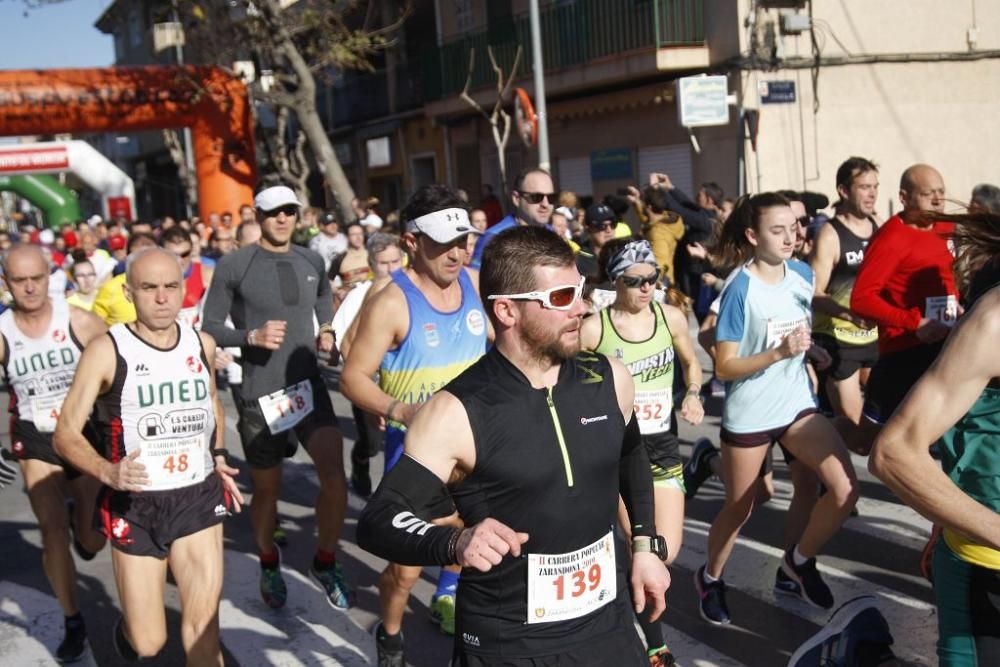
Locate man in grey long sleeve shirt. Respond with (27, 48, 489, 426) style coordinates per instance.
(202, 185, 354, 611)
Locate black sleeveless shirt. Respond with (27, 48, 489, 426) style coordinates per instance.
(445, 347, 631, 658)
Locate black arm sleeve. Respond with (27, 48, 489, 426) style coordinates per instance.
(619, 413, 656, 538)
(356, 454, 461, 566)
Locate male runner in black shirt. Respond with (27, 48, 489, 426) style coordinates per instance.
(357, 226, 669, 664)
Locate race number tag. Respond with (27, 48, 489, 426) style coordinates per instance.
(766, 317, 809, 351)
(925, 295, 958, 328)
(177, 305, 201, 330)
(141, 434, 207, 490)
(526, 530, 616, 624)
(31, 394, 64, 433)
(257, 380, 314, 435)
(634, 389, 672, 435)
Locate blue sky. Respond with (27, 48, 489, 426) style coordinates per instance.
(0, 0, 114, 70)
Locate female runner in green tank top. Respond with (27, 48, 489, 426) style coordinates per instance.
(580, 238, 704, 666)
(871, 210, 1000, 666)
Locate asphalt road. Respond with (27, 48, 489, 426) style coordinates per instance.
(1, 362, 936, 666)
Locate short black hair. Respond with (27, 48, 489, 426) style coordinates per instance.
(158, 225, 191, 247)
(835, 157, 878, 192)
(700, 182, 724, 208)
(511, 167, 552, 194)
(400, 184, 468, 224)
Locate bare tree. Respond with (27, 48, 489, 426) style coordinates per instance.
(178, 0, 409, 221)
(460, 45, 523, 196)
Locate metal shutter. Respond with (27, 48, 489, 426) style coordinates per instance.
(638, 145, 693, 197)
(556, 156, 592, 196)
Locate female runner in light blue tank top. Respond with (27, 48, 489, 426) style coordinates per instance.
(695, 193, 859, 626)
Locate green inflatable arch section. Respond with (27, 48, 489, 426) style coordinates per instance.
(0, 174, 81, 228)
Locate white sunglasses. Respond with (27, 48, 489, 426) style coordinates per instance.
(487, 276, 585, 311)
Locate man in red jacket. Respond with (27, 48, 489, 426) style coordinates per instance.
(847, 164, 956, 453)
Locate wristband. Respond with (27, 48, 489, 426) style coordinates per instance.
(247, 329, 257, 346)
(447, 528, 462, 565)
(212, 448, 230, 464)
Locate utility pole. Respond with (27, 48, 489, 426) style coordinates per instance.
(172, 0, 197, 218)
(528, 0, 550, 171)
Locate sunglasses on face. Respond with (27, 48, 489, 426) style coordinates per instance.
(267, 205, 299, 218)
(518, 191, 557, 205)
(488, 276, 585, 311)
(620, 269, 660, 288)
(589, 222, 614, 232)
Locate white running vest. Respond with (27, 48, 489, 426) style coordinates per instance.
(101, 323, 216, 491)
(0, 299, 82, 433)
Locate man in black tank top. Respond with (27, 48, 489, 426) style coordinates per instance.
(357, 227, 669, 665)
(811, 157, 881, 424)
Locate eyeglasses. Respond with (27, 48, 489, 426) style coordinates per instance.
(620, 269, 660, 288)
(267, 205, 299, 218)
(488, 276, 585, 311)
(588, 222, 615, 232)
(517, 191, 557, 205)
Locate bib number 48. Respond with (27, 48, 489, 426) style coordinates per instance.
(162, 454, 189, 474)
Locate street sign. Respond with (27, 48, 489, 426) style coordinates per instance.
(677, 75, 730, 128)
(759, 80, 796, 104)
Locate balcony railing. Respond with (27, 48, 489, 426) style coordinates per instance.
(424, 0, 704, 101)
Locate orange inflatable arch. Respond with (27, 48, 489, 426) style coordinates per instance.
(0, 66, 256, 221)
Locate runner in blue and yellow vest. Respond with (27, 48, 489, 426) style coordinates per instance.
(580, 238, 704, 666)
(340, 185, 489, 662)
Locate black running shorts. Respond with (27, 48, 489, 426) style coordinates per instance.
(236, 376, 338, 469)
(97, 475, 230, 559)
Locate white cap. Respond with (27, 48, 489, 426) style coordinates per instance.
(254, 185, 304, 212)
(406, 207, 479, 244)
(361, 212, 383, 230)
(87, 214, 103, 226)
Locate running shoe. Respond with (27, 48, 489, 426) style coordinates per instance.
(648, 645, 677, 666)
(430, 593, 456, 635)
(787, 595, 895, 667)
(694, 565, 731, 625)
(920, 525, 942, 583)
(781, 549, 834, 609)
(372, 621, 405, 667)
(684, 438, 718, 500)
(111, 615, 138, 662)
(774, 566, 803, 597)
(260, 552, 288, 609)
(310, 562, 355, 609)
(57, 617, 88, 663)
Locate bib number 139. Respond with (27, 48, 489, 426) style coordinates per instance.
(552, 563, 603, 600)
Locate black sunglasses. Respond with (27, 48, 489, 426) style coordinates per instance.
(266, 205, 300, 218)
(518, 191, 556, 205)
(588, 222, 615, 232)
(620, 269, 660, 288)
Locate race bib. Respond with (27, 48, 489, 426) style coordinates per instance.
(140, 434, 207, 491)
(766, 317, 809, 351)
(634, 389, 672, 435)
(526, 530, 616, 625)
(177, 305, 201, 330)
(925, 295, 958, 328)
(31, 394, 64, 433)
(257, 380, 314, 435)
